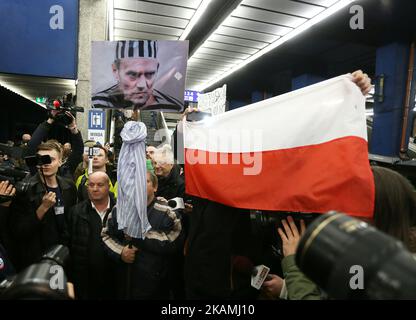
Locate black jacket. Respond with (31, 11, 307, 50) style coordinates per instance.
(8, 173, 77, 271)
(24, 121, 83, 180)
(64, 197, 116, 300)
(102, 198, 185, 299)
(185, 197, 257, 299)
(0, 243, 14, 283)
(156, 165, 185, 200)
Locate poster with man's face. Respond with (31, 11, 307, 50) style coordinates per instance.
(91, 40, 188, 112)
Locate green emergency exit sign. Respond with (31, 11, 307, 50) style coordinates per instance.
(35, 97, 47, 103)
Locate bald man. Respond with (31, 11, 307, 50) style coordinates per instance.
(22, 134, 31, 144)
(87, 172, 111, 213)
(64, 171, 116, 299)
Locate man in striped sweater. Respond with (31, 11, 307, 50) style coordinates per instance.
(101, 171, 184, 299)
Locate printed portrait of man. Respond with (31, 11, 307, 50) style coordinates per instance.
(92, 40, 188, 112)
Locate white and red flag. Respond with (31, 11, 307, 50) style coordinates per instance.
(183, 75, 374, 218)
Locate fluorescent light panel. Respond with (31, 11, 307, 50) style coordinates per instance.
(180, 0, 213, 40)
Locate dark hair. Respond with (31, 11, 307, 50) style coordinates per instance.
(147, 170, 158, 189)
(37, 140, 63, 159)
(372, 166, 416, 251)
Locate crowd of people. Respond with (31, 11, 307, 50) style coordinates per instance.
(0, 71, 415, 300)
(0, 108, 190, 299)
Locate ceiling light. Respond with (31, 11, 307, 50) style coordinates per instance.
(180, 0, 213, 40)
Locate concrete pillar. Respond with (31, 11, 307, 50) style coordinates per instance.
(76, 0, 107, 139)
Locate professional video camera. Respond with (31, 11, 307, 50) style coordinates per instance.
(45, 93, 84, 126)
(0, 143, 30, 201)
(0, 166, 29, 202)
(296, 211, 416, 299)
(0, 245, 71, 300)
(0, 154, 51, 203)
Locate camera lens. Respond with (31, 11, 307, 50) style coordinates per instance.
(296, 212, 416, 299)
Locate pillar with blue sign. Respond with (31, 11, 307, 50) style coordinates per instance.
(0, 0, 79, 78)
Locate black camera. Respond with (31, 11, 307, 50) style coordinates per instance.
(24, 154, 52, 168)
(0, 167, 30, 203)
(0, 245, 71, 300)
(248, 211, 319, 260)
(45, 93, 84, 126)
(0, 155, 54, 203)
(0, 152, 33, 200)
(296, 211, 416, 299)
(0, 143, 23, 160)
(250, 210, 318, 229)
(0, 167, 28, 184)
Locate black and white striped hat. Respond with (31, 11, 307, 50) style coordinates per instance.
(115, 40, 158, 59)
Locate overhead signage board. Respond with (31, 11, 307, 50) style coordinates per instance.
(0, 0, 79, 79)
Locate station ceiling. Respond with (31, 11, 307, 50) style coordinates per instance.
(1, 0, 416, 106)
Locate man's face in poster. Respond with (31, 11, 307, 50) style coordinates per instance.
(112, 57, 159, 107)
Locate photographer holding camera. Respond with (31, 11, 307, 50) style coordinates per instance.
(1, 179, 75, 299)
(9, 141, 77, 271)
(24, 104, 83, 180)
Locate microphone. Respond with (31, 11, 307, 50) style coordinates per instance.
(231, 256, 270, 290)
(167, 197, 185, 210)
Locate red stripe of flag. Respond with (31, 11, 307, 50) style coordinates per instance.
(185, 136, 374, 218)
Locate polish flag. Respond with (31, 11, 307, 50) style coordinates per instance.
(183, 75, 374, 218)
